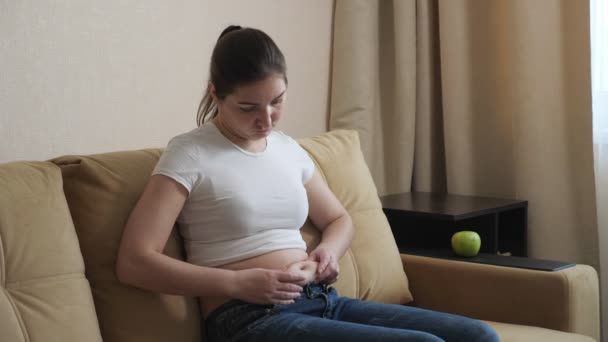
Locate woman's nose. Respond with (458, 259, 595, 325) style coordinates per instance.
(258, 106, 273, 127)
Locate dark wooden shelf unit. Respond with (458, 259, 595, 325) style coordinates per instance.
(380, 192, 528, 257)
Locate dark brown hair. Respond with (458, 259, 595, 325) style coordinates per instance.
(196, 26, 287, 126)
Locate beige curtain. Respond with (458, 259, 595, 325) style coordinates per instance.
(330, 0, 599, 267)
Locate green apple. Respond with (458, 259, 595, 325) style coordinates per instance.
(451, 231, 481, 257)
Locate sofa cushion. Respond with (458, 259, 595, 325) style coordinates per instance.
(52, 150, 202, 342)
(298, 130, 413, 304)
(0, 162, 102, 342)
(486, 320, 596, 342)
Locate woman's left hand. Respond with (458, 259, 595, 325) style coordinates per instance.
(307, 246, 340, 284)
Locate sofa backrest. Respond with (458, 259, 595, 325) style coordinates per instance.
(0, 162, 103, 342)
(298, 130, 412, 303)
(45, 129, 411, 342)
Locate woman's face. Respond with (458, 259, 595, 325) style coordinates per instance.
(214, 74, 287, 141)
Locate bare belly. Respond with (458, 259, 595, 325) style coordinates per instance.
(199, 248, 309, 319)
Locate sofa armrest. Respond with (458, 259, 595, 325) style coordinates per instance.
(401, 254, 599, 340)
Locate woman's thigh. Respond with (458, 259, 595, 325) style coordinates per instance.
(243, 312, 445, 342)
(333, 297, 499, 342)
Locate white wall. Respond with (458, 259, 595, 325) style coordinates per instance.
(0, 0, 333, 162)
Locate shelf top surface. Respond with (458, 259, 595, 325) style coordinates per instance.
(402, 248, 574, 272)
(380, 192, 527, 220)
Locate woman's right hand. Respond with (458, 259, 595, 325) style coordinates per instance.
(230, 268, 306, 305)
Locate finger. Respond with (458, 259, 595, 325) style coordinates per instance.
(318, 259, 332, 276)
(273, 291, 301, 301)
(276, 283, 303, 293)
(326, 272, 340, 284)
(277, 271, 306, 283)
(319, 265, 337, 282)
(317, 270, 331, 282)
(317, 257, 329, 275)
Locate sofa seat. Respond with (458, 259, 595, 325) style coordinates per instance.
(486, 321, 595, 342)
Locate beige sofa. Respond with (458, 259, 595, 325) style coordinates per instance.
(0, 129, 599, 342)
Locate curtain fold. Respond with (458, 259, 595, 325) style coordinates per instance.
(330, 0, 599, 268)
(413, 0, 446, 193)
(330, 0, 417, 196)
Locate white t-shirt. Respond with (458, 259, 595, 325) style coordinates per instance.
(152, 122, 315, 267)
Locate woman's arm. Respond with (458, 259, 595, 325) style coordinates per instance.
(116, 175, 304, 304)
(305, 169, 354, 283)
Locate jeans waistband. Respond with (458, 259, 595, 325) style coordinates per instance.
(304, 282, 332, 298)
(205, 283, 331, 325)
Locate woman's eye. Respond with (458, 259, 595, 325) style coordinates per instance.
(272, 98, 284, 105)
(240, 106, 256, 113)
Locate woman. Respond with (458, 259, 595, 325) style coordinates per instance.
(116, 25, 499, 342)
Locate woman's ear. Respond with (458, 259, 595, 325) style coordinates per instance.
(208, 82, 218, 102)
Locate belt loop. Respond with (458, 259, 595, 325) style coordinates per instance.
(305, 283, 313, 298)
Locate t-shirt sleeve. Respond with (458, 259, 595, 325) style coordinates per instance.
(300, 146, 315, 184)
(152, 136, 201, 193)
(286, 136, 315, 184)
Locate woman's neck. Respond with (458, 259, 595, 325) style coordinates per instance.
(212, 116, 267, 153)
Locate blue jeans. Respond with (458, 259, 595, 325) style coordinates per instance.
(204, 283, 499, 342)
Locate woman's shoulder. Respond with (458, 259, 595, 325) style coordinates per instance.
(163, 124, 218, 158)
(168, 124, 217, 146)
